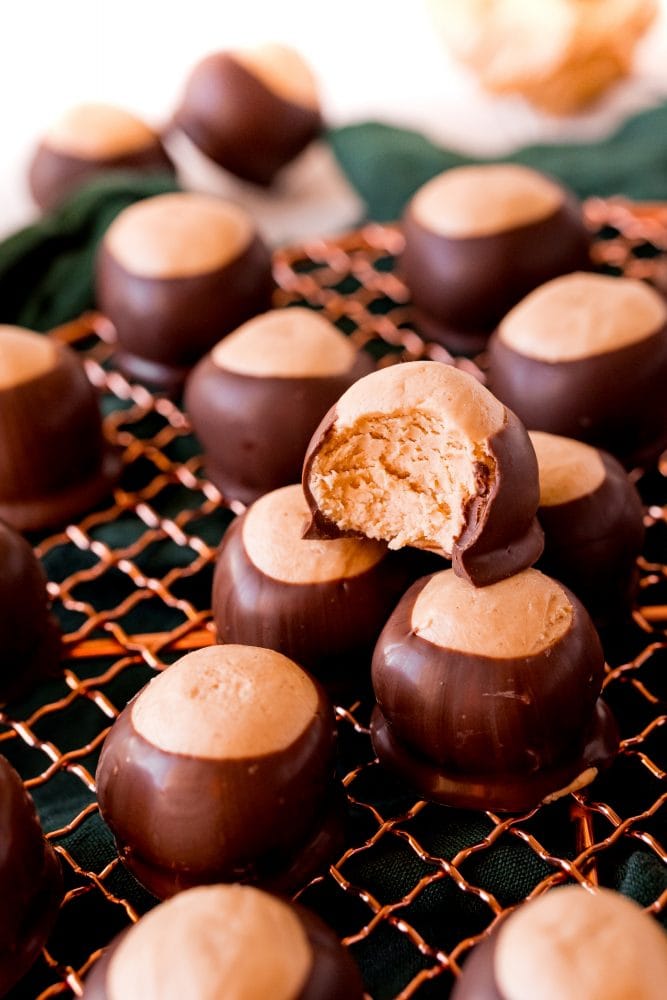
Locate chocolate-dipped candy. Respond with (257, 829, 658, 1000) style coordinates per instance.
(0, 520, 61, 704)
(0, 326, 120, 533)
(487, 272, 667, 468)
(302, 360, 543, 587)
(28, 103, 173, 212)
(185, 308, 373, 504)
(399, 164, 591, 354)
(0, 755, 63, 997)
(82, 884, 364, 1000)
(370, 567, 619, 812)
(173, 44, 322, 186)
(96, 192, 273, 392)
(96, 644, 343, 899)
(530, 431, 645, 626)
(212, 484, 419, 689)
(451, 885, 667, 1000)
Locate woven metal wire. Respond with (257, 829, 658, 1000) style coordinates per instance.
(2, 198, 666, 999)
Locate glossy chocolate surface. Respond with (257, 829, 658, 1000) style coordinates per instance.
(370, 574, 619, 812)
(0, 756, 63, 997)
(96, 235, 273, 393)
(302, 400, 544, 588)
(400, 196, 591, 355)
(173, 52, 322, 185)
(212, 509, 416, 690)
(0, 340, 120, 533)
(81, 900, 364, 1000)
(487, 322, 667, 469)
(536, 450, 645, 625)
(186, 350, 373, 504)
(0, 520, 61, 704)
(96, 686, 342, 899)
(29, 140, 173, 213)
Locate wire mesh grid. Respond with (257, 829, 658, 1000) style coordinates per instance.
(2, 198, 667, 999)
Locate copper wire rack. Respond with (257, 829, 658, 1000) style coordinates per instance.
(3, 198, 667, 999)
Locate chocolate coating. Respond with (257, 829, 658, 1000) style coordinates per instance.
(173, 47, 322, 185)
(302, 361, 543, 587)
(0, 520, 61, 704)
(399, 168, 591, 355)
(81, 887, 363, 1000)
(212, 485, 417, 689)
(370, 570, 619, 812)
(185, 333, 373, 505)
(487, 278, 667, 469)
(0, 756, 63, 997)
(0, 330, 120, 533)
(96, 195, 273, 393)
(96, 647, 343, 899)
(532, 435, 645, 625)
(29, 141, 172, 214)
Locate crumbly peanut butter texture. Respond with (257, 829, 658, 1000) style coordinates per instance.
(108, 885, 312, 1000)
(306, 362, 504, 555)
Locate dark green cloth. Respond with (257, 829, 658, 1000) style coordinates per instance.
(329, 101, 667, 221)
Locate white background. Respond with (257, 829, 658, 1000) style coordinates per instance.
(0, 0, 666, 238)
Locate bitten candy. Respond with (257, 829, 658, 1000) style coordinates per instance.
(302, 360, 543, 587)
(0, 520, 61, 704)
(173, 44, 322, 185)
(0, 326, 120, 532)
(399, 164, 591, 354)
(81, 884, 365, 1000)
(0, 756, 63, 997)
(96, 645, 343, 899)
(212, 484, 416, 689)
(185, 308, 373, 504)
(28, 103, 173, 212)
(530, 431, 645, 626)
(487, 272, 667, 468)
(451, 886, 667, 1000)
(370, 568, 619, 812)
(96, 192, 273, 392)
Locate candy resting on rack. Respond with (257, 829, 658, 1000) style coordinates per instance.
(96, 645, 344, 899)
(80, 884, 365, 1000)
(0, 325, 120, 533)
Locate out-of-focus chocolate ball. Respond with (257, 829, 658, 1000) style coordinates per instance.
(487, 272, 667, 468)
(96, 645, 343, 899)
(173, 44, 322, 185)
(185, 307, 373, 504)
(0, 519, 61, 704)
(212, 483, 418, 690)
(371, 567, 619, 812)
(451, 886, 667, 1000)
(81, 884, 365, 1000)
(302, 359, 543, 587)
(0, 326, 120, 533)
(0, 755, 63, 997)
(399, 164, 591, 354)
(530, 431, 645, 626)
(28, 103, 173, 212)
(96, 192, 273, 392)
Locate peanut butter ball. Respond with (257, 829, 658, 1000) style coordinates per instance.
(185, 308, 373, 503)
(81, 884, 364, 1000)
(371, 567, 619, 811)
(400, 164, 591, 353)
(96, 192, 273, 392)
(303, 360, 543, 587)
(0, 326, 120, 532)
(29, 103, 173, 211)
(173, 44, 322, 185)
(96, 645, 343, 899)
(487, 272, 667, 468)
